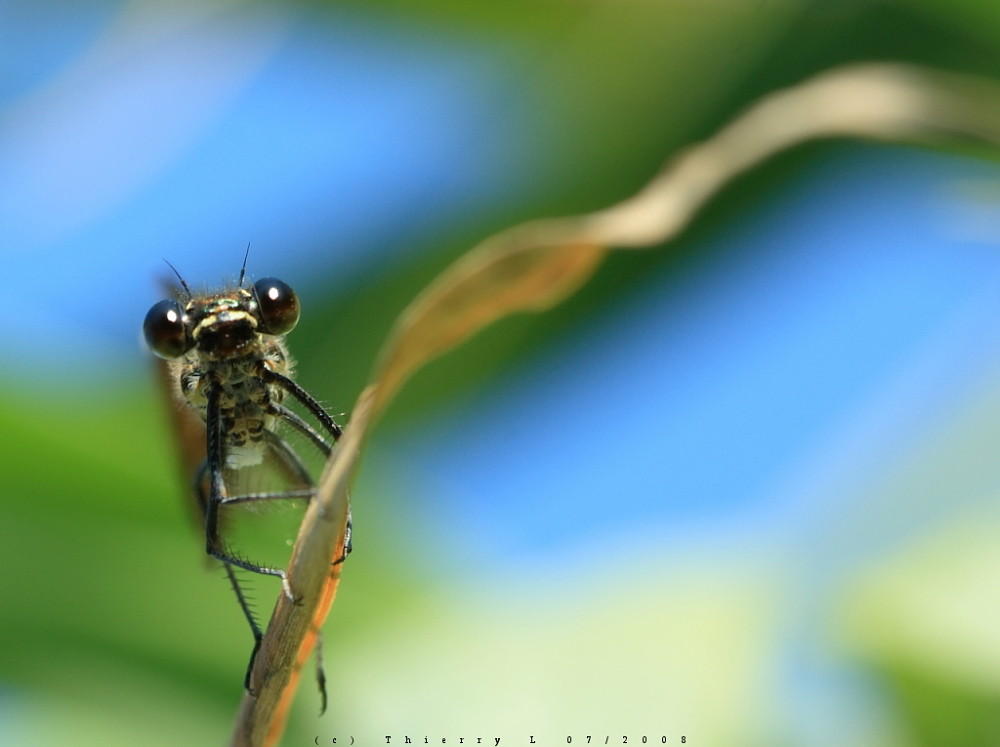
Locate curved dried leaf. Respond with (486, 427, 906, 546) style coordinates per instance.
(370, 237, 606, 417)
(231, 63, 1000, 746)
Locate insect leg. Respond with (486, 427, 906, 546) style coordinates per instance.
(225, 565, 264, 692)
(204, 381, 298, 601)
(193, 457, 266, 690)
(271, 403, 332, 456)
(261, 367, 343, 441)
(265, 377, 353, 561)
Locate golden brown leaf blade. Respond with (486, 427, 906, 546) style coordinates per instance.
(370, 239, 606, 419)
(230, 63, 1000, 745)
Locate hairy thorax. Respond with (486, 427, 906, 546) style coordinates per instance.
(173, 337, 293, 469)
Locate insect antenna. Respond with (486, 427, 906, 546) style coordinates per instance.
(238, 242, 251, 287)
(162, 259, 192, 299)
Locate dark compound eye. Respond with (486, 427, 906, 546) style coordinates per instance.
(253, 277, 300, 335)
(143, 299, 192, 359)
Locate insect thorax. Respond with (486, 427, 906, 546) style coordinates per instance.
(173, 336, 293, 469)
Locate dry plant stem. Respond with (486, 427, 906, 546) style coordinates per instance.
(229, 63, 1000, 747)
(229, 391, 366, 747)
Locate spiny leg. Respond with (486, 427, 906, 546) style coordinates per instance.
(204, 381, 297, 601)
(271, 403, 332, 457)
(195, 459, 267, 691)
(261, 368, 343, 441)
(225, 564, 264, 692)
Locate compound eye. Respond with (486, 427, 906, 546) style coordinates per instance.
(143, 299, 192, 359)
(253, 277, 300, 335)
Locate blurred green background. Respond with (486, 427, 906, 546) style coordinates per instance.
(5, 0, 1000, 745)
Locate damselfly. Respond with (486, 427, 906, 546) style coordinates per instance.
(143, 258, 349, 705)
